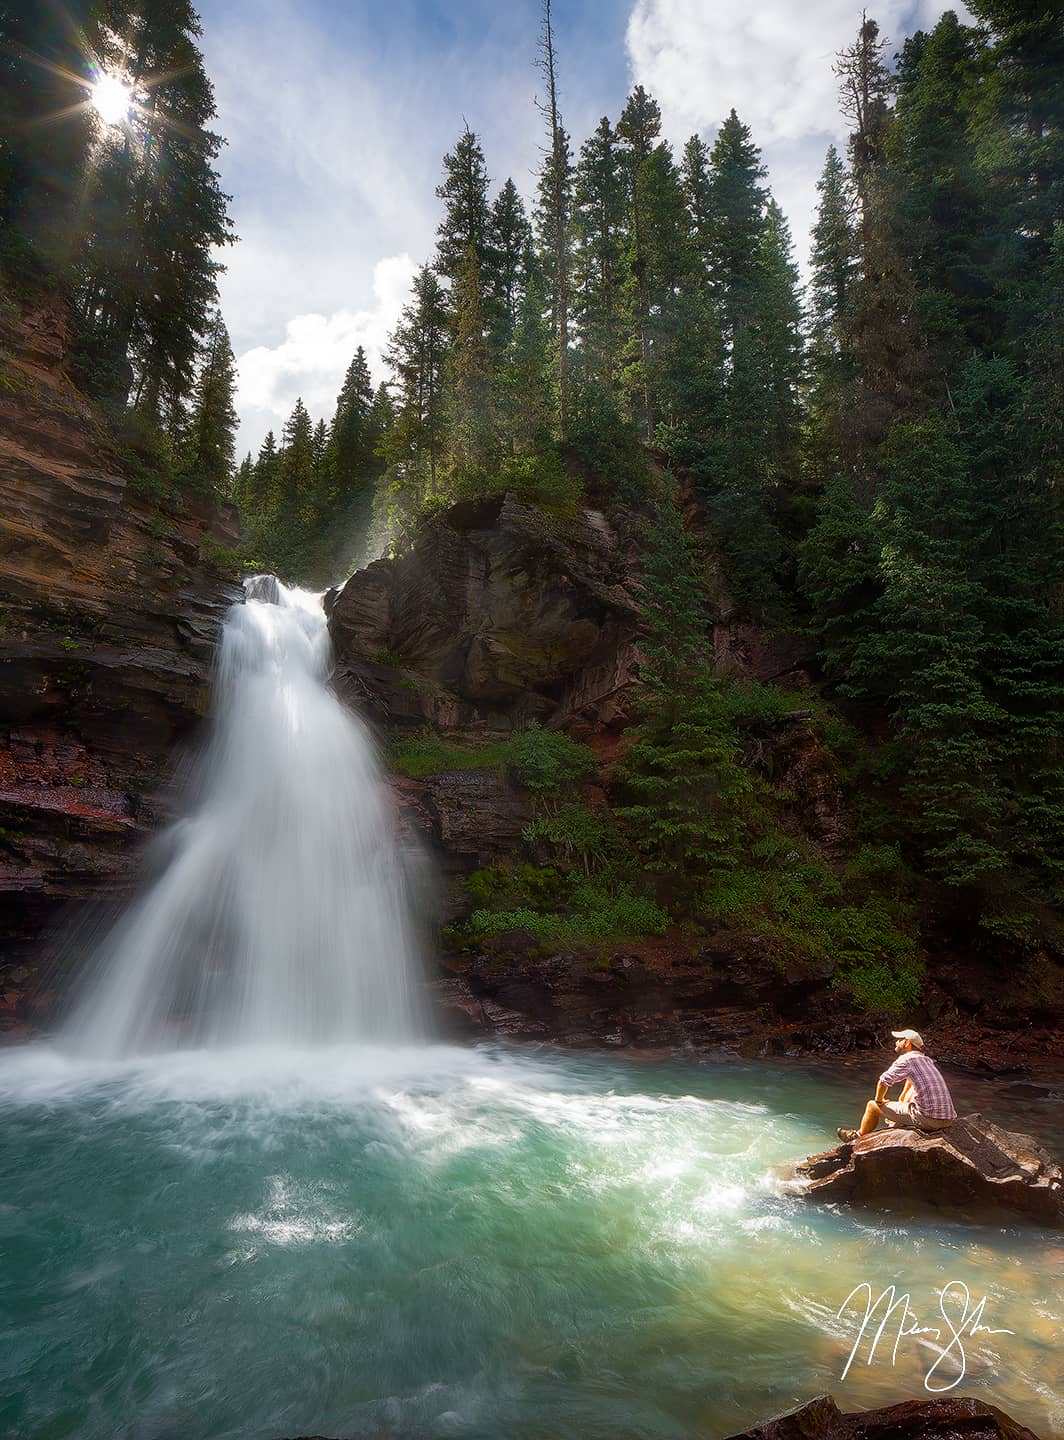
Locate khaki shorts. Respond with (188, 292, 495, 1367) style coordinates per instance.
(881, 1100, 953, 1133)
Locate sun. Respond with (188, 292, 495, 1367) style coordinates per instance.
(91, 72, 133, 126)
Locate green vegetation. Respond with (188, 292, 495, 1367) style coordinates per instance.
(1, 2, 236, 507)
(389, 721, 596, 791)
(456, 863, 669, 948)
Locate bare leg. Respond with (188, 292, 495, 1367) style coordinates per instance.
(858, 1101, 883, 1136)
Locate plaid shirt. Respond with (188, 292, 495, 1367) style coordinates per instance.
(879, 1051, 957, 1121)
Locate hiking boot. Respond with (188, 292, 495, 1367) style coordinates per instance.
(836, 1127, 859, 1143)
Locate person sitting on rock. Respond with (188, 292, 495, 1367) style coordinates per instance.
(837, 1029, 956, 1143)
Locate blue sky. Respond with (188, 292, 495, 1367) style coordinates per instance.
(196, 0, 969, 457)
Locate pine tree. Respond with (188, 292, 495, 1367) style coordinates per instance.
(833, 14, 893, 226)
(486, 179, 533, 348)
(617, 84, 663, 438)
(680, 134, 714, 267)
(177, 309, 237, 497)
(572, 117, 627, 393)
(72, 1, 235, 410)
(806, 146, 859, 486)
(497, 270, 554, 456)
(705, 110, 767, 346)
(809, 145, 857, 352)
(435, 126, 492, 290)
(246, 429, 279, 516)
(384, 265, 449, 506)
(446, 244, 496, 476)
(276, 397, 315, 523)
(535, 0, 573, 434)
(324, 345, 380, 560)
(232, 453, 254, 512)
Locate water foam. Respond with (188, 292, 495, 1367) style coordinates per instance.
(61, 578, 427, 1056)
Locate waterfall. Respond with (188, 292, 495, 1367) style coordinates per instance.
(64, 578, 427, 1055)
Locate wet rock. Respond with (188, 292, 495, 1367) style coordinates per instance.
(793, 1115, 1064, 1226)
(328, 493, 640, 732)
(391, 768, 532, 879)
(0, 293, 240, 1014)
(723, 1393, 1042, 1439)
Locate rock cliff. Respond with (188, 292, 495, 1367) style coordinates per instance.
(0, 295, 241, 1025)
(326, 493, 640, 736)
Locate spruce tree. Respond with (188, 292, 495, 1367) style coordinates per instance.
(435, 127, 492, 290)
(384, 265, 449, 506)
(572, 117, 627, 393)
(497, 270, 554, 456)
(486, 179, 533, 348)
(535, 0, 573, 434)
(680, 134, 714, 267)
(276, 398, 315, 524)
(177, 309, 238, 498)
(705, 110, 767, 345)
(73, 1, 235, 410)
(617, 85, 663, 438)
(446, 244, 496, 477)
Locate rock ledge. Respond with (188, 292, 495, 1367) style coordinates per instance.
(792, 1115, 1063, 1226)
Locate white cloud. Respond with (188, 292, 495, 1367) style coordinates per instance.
(199, 0, 549, 456)
(625, 0, 973, 272)
(233, 253, 417, 455)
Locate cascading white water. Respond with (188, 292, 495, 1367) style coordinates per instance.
(64, 577, 427, 1056)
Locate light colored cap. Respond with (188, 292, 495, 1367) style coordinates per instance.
(892, 1028, 924, 1049)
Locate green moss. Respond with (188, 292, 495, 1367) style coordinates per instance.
(388, 722, 597, 791)
(389, 731, 513, 779)
(467, 882, 669, 946)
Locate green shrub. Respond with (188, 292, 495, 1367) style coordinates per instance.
(522, 802, 617, 873)
(504, 722, 597, 793)
(464, 863, 572, 912)
(468, 881, 669, 946)
(450, 448, 583, 519)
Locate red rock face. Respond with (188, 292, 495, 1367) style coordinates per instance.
(0, 294, 242, 1019)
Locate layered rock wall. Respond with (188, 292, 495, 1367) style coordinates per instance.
(0, 295, 240, 1019)
(327, 494, 640, 737)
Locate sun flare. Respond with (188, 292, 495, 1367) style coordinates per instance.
(91, 73, 133, 126)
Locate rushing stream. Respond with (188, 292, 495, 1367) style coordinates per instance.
(1, 583, 1061, 1439)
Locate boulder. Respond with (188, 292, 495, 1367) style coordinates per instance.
(327, 493, 640, 733)
(723, 1393, 1042, 1439)
(792, 1115, 1064, 1226)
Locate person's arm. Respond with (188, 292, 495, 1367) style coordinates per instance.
(899, 1079, 915, 1104)
(875, 1053, 910, 1103)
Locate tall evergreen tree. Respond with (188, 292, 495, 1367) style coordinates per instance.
(617, 84, 663, 438)
(572, 117, 627, 394)
(705, 110, 767, 346)
(384, 265, 449, 506)
(680, 134, 714, 267)
(535, 0, 573, 434)
(446, 244, 496, 476)
(276, 397, 315, 523)
(177, 309, 237, 497)
(435, 126, 492, 291)
(486, 179, 533, 348)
